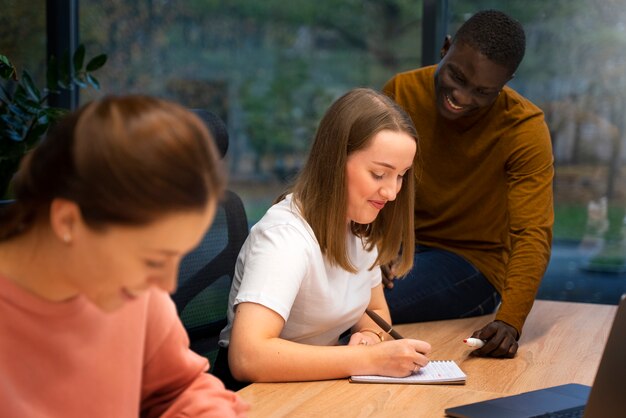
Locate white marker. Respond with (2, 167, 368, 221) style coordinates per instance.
(463, 337, 485, 348)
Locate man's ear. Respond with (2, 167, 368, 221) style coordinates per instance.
(439, 35, 452, 59)
(49, 198, 81, 244)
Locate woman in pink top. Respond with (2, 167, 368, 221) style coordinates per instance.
(0, 96, 248, 417)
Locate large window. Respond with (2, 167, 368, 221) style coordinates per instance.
(0, 1, 47, 88)
(79, 0, 424, 222)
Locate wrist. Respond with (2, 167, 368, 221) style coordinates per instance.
(359, 328, 384, 343)
(495, 320, 520, 340)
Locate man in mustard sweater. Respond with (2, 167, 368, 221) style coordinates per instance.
(382, 9, 554, 358)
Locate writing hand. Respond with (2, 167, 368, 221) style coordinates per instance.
(470, 320, 519, 358)
(381, 262, 397, 289)
(370, 339, 431, 377)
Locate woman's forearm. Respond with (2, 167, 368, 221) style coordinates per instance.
(229, 337, 375, 382)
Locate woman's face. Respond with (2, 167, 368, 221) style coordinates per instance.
(63, 202, 216, 312)
(345, 129, 416, 224)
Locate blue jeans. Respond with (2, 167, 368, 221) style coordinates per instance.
(384, 245, 501, 324)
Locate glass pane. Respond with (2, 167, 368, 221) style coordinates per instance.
(0, 0, 47, 85)
(449, 1, 626, 303)
(79, 0, 424, 224)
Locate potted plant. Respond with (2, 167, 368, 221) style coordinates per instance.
(0, 45, 107, 198)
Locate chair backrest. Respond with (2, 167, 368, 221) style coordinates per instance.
(171, 108, 248, 370)
(171, 190, 248, 370)
(191, 108, 229, 158)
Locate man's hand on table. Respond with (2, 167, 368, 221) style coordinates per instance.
(471, 320, 519, 358)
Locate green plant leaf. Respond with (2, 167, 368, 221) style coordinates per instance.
(57, 79, 69, 89)
(87, 74, 101, 90)
(0, 113, 26, 141)
(0, 114, 22, 131)
(5, 129, 22, 142)
(73, 74, 87, 88)
(13, 90, 37, 112)
(43, 107, 69, 120)
(0, 54, 11, 66)
(73, 44, 85, 72)
(21, 70, 41, 102)
(36, 112, 49, 126)
(0, 55, 17, 80)
(86, 54, 107, 72)
(7, 103, 29, 119)
(12, 88, 41, 115)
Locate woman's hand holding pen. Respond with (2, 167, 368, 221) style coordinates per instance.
(359, 339, 432, 378)
(350, 308, 431, 376)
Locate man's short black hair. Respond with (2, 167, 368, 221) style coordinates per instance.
(453, 9, 526, 74)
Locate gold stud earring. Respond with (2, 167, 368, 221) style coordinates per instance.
(63, 233, 72, 244)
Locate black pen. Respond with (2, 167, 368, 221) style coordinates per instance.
(365, 309, 405, 340)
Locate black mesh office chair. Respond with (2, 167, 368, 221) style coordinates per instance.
(171, 110, 249, 371)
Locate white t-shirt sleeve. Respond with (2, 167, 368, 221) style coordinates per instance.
(234, 223, 311, 322)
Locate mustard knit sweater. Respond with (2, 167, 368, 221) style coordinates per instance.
(383, 66, 554, 334)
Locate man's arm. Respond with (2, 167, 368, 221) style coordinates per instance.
(474, 114, 554, 357)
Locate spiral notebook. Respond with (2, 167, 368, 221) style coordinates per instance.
(350, 360, 466, 384)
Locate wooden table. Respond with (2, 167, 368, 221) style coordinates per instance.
(237, 300, 617, 417)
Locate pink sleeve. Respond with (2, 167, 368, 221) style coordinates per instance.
(140, 291, 249, 418)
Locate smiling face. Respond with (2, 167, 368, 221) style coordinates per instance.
(345, 129, 416, 225)
(434, 41, 512, 120)
(62, 202, 216, 312)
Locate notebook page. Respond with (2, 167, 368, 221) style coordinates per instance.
(350, 360, 466, 384)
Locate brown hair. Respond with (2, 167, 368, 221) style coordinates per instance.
(0, 95, 225, 240)
(290, 88, 417, 275)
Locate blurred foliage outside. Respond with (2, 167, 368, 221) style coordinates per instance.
(75, 0, 424, 184)
(0, 0, 46, 84)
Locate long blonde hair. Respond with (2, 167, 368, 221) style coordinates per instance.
(290, 88, 417, 275)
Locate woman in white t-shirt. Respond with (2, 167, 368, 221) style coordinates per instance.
(215, 88, 431, 389)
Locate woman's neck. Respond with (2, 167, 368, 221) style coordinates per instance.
(0, 227, 79, 302)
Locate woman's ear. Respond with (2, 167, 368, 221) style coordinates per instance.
(49, 198, 81, 244)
